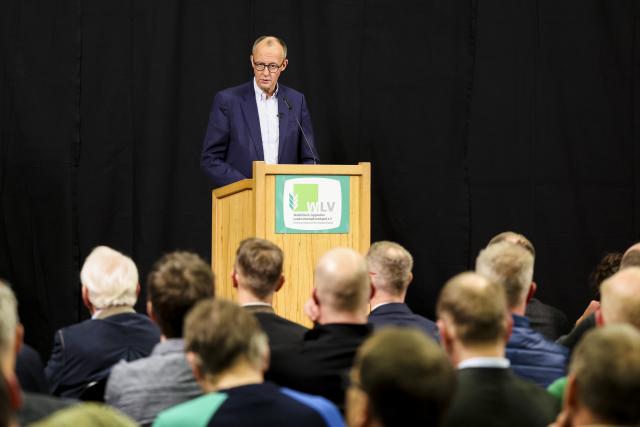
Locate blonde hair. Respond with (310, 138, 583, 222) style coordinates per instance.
(475, 241, 533, 309)
(367, 241, 413, 295)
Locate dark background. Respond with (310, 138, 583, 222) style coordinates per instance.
(1, 0, 639, 359)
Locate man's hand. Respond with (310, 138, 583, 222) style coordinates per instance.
(575, 300, 600, 325)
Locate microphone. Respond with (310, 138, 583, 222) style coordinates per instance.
(282, 96, 317, 165)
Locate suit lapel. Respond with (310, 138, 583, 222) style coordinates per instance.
(277, 90, 291, 162)
(240, 84, 264, 161)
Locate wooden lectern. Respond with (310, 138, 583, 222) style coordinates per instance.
(211, 161, 371, 326)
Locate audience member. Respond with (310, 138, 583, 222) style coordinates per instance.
(476, 241, 568, 387)
(16, 344, 48, 393)
(154, 299, 343, 427)
(588, 252, 622, 300)
(232, 238, 308, 383)
(549, 325, 640, 427)
(279, 248, 373, 409)
(345, 328, 455, 427)
(0, 281, 77, 425)
(45, 246, 160, 398)
(437, 272, 559, 427)
(488, 231, 570, 340)
(620, 242, 640, 269)
(31, 402, 138, 427)
(560, 245, 640, 353)
(105, 251, 214, 424)
(366, 241, 438, 340)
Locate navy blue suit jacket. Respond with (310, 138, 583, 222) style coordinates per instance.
(201, 81, 318, 188)
(368, 303, 439, 341)
(45, 312, 160, 398)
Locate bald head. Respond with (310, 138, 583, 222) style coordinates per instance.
(314, 248, 370, 314)
(251, 36, 287, 59)
(600, 267, 640, 329)
(621, 243, 640, 270)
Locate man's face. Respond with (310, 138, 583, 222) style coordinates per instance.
(250, 41, 287, 95)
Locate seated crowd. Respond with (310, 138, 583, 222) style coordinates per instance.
(1, 232, 640, 426)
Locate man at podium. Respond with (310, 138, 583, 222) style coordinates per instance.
(201, 35, 319, 188)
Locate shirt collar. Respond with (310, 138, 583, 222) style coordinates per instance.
(457, 357, 510, 370)
(253, 78, 278, 101)
(92, 305, 135, 320)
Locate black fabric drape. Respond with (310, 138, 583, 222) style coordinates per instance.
(1, 0, 639, 358)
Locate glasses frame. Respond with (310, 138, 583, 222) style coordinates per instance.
(253, 61, 283, 73)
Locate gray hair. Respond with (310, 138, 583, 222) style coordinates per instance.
(475, 241, 534, 309)
(0, 281, 18, 355)
(80, 246, 138, 309)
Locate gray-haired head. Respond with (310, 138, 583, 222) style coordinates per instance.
(80, 246, 139, 309)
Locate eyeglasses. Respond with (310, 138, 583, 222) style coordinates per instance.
(253, 62, 283, 73)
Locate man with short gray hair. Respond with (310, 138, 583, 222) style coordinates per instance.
(366, 241, 438, 339)
(201, 35, 318, 188)
(476, 241, 568, 388)
(45, 246, 160, 398)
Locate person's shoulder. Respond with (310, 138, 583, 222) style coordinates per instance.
(216, 81, 253, 99)
(154, 393, 228, 427)
(279, 387, 344, 427)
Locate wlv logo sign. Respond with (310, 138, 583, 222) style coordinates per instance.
(276, 176, 349, 233)
(289, 183, 337, 214)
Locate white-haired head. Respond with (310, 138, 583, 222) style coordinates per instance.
(80, 246, 139, 309)
(0, 281, 18, 357)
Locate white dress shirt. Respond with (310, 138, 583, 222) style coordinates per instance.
(457, 357, 510, 370)
(253, 78, 280, 164)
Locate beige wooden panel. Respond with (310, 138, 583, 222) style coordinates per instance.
(212, 181, 255, 301)
(261, 170, 369, 327)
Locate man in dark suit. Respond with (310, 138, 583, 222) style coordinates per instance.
(277, 248, 373, 410)
(231, 238, 307, 383)
(366, 241, 438, 340)
(201, 36, 318, 188)
(437, 272, 559, 427)
(45, 246, 160, 398)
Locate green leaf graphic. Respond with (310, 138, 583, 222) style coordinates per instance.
(288, 193, 298, 210)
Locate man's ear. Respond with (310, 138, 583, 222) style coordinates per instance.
(274, 274, 285, 293)
(280, 58, 288, 72)
(81, 286, 94, 314)
(526, 282, 537, 303)
(437, 319, 453, 352)
(369, 283, 376, 301)
(504, 312, 514, 342)
(231, 268, 239, 289)
(312, 288, 320, 306)
(14, 323, 24, 356)
(147, 301, 157, 322)
(564, 374, 578, 411)
(186, 352, 203, 382)
(595, 308, 604, 327)
(406, 271, 414, 287)
(136, 283, 141, 297)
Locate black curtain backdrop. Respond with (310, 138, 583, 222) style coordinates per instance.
(1, 0, 639, 359)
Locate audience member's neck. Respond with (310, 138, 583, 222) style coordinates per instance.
(318, 309, 368, 325)
(236, 286, 273, 306)
(510, 301, 527, 317)
(570, 404, 611, 427)
(201, 359, 263, 393)
(370, 289, 405, 308)
(453, 341, 505, 366)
